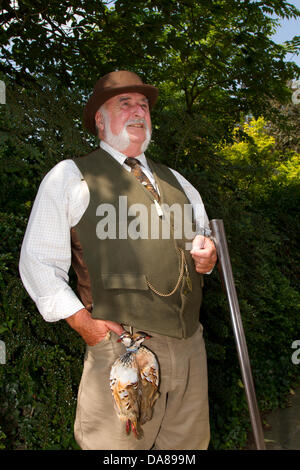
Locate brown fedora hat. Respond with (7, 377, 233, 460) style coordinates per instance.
(83, 70, 159, 136)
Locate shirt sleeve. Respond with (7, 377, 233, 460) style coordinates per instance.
(169, 168, 211, 235)
(169, 168, 214, 274)
(19, 160, 89, 322)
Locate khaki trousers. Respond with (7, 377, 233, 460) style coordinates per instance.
(74, 323, 210, 450)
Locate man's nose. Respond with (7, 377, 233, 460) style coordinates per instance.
(132, 103, 146, 117)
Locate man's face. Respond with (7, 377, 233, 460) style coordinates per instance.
(96, 92, 152, 157)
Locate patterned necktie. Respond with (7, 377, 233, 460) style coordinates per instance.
(125, 158, 160, 202)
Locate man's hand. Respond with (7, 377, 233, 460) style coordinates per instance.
(65, 308, 125, 346)
(190, 235, 217, 274)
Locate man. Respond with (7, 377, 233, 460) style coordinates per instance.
(19, 70, 217, 450)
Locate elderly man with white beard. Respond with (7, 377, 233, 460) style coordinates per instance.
(19, 71, 217, 450)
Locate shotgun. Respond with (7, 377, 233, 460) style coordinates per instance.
(209, 219, 266, 450)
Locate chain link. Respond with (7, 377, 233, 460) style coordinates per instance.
(146, 248, 185, 297)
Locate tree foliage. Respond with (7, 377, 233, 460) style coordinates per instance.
(1, 1, 299, 110)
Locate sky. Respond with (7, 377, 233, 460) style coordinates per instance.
(271, 0, 300, 67)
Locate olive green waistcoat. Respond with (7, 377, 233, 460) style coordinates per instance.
(73, 147, 203, 338)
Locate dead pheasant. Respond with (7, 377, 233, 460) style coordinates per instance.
(109, 330, 160, 438)
(133, 331, 160, 424)
(109, 331, 142, 438)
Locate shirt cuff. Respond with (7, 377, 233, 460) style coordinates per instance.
(35, 286, 85, 322)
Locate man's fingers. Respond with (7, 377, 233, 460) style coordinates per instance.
(191, 248, 212, 260)
(190, 236, 217, 273)
(190, 234, 205, 254)
(191, 238, 216, 259)
(104, 320, 125, 336)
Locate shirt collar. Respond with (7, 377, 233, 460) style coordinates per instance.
(100, 140, 147, 168)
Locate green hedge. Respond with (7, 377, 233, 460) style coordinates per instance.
(1, 90, 299, 449)
(1, 174, 299, 450)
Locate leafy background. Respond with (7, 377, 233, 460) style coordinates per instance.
(0, 0, 299, 449)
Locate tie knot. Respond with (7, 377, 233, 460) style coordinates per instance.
(125, 157, 140, 168)
(124, 156, 160, 201)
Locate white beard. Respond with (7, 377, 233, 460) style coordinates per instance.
(100, 106, 151, 153)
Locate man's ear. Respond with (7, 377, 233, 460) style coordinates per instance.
(95, 109, 105, 135)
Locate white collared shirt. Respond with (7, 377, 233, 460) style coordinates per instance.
(19, 141, 210, 322)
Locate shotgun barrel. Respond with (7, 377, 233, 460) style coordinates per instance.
(209, 219, 265, 450)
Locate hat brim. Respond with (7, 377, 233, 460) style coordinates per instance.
(83, 84, 158, 136)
